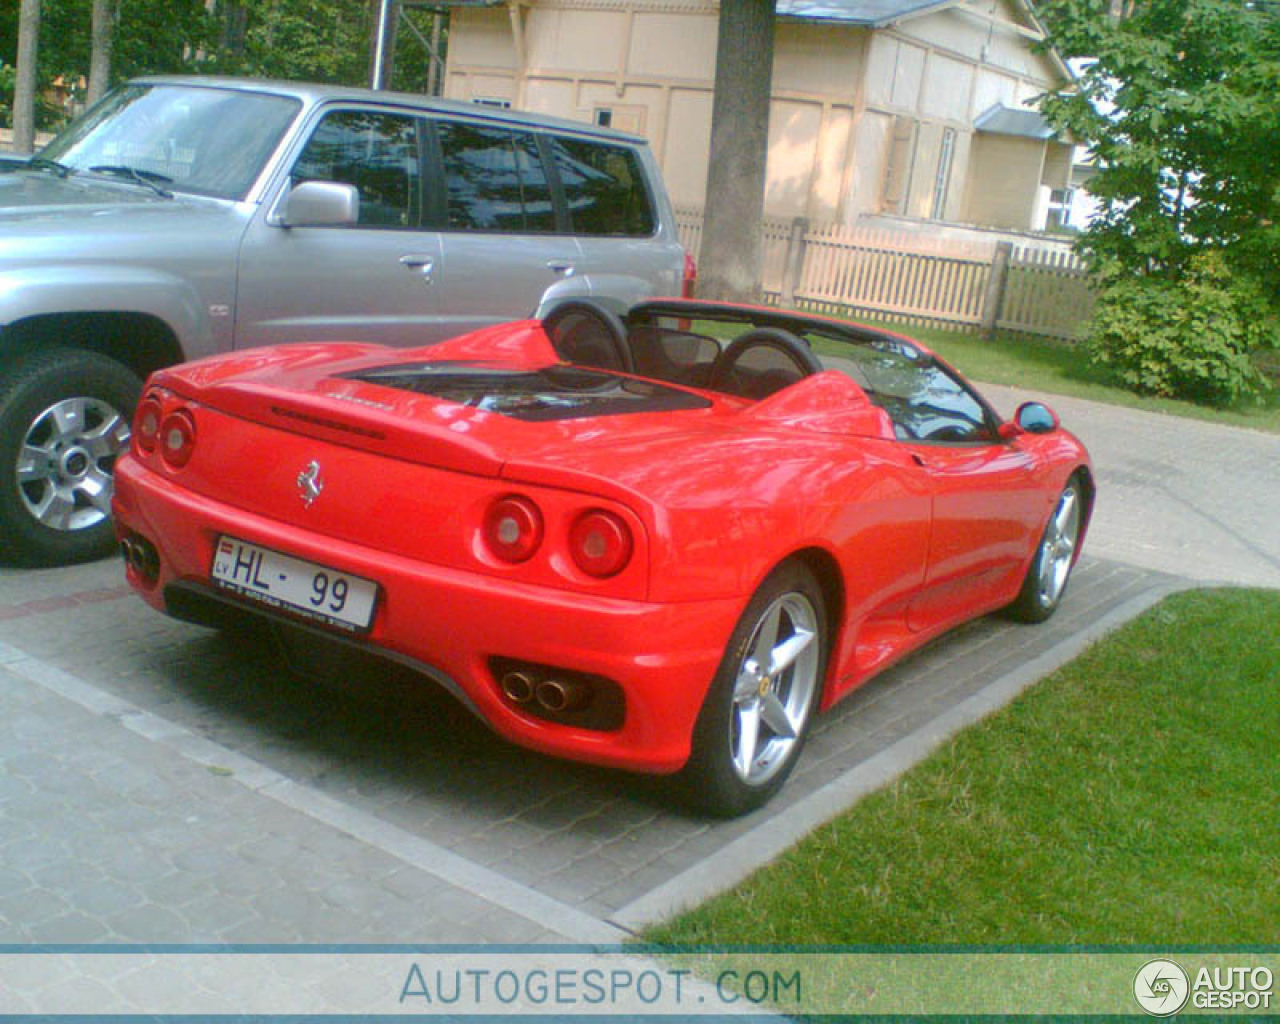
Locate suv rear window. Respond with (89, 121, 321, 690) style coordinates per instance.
(550, 137, 655, 237)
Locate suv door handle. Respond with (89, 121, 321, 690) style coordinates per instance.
(399, 254, 434, 280)
(546, 259, 576, 277)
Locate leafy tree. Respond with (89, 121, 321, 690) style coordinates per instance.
(2, 0, 213, 132)
(1039, 0, 1280, 283)
(1037, 0, 1280, 402)
(2, 0, 440, 137)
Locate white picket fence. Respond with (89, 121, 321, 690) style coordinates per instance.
(675, 206, 1095, 340)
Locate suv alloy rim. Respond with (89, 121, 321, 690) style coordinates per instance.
(16, 396, 131, 532)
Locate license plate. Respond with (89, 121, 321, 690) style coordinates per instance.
(211, 536, 378, 632)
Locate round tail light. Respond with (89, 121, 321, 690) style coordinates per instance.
(159, 409, 196, 468)
(569, 510, 633, 578)
(133, 395, 163, 454)
(484, 495, 543, 563)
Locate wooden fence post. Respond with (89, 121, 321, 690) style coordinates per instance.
(981, 241, 1014, 338)
(780, 216, 809, 306)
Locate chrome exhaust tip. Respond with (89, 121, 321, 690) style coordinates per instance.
(535, 677, 590, 713)
(499, 670, 537, 704)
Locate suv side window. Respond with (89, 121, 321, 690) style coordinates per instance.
(549, 137, 655, 237)
(435, 121, 555, 233)
(292, 110, 422, 228)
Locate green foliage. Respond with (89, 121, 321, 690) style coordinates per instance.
(1037, 0, 1280, 299)
(0, 61, 13, 123)
(2, 0, 441, 131)
(1086, 251, 1275, 406)
(1, 0, 213, 130)
(203, 0, 370, 85)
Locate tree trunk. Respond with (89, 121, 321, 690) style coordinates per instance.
(13, 0, 42, 154)
(697, 0, 776, 302)
(219, 0, 249, 59)
(87, 0, 118, 106)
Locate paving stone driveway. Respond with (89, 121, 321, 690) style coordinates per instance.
(0, 553, 1180, 946)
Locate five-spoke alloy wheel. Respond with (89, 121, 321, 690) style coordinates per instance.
(681, 562, 828, 817)
(1007, 476, 1084, 623)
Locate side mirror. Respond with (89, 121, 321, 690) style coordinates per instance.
(1002, 401, 1060, 438)
(278, 181, 359, 228)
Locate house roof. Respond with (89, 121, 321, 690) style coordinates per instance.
(973, 102, 1056, 139)
(775, 0, 951, 27)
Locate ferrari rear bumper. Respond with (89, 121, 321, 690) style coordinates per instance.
(113, 456, 742, 774)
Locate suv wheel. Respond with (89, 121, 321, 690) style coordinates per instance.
(0, 348, 140, 566)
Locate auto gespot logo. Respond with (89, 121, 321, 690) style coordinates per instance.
(1134, 958, 1275, 1015)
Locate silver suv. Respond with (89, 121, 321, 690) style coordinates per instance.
(0, 77, 689, 565)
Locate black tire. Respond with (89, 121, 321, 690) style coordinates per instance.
(678, 561, 828, 817)
(1005, 475, 1085, 623)
(0, 347, 141, 567)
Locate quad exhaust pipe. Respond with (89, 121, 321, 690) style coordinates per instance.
(534, 677, 590, 713)
(120, 534, 160, 584)
(499, 670, 537, 705)
(499, 668, 592, 714)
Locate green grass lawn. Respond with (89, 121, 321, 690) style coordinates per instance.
(808, 314, 1280, 434)
(646, 588, 1280, 946)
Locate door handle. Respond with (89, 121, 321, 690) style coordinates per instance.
(399, 254, 434, 280)
(546, 259, 576, 277)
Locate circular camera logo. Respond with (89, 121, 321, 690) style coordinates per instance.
(1134, 959, 1190, 1016)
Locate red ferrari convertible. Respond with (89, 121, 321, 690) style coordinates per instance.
(114, 300, 1093, 816)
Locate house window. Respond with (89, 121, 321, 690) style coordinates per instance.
(930, 127, 956, 220)
(882, 116, 918, 216)
(591, 106, 646, 134)
(1046, 188, 1074, 230)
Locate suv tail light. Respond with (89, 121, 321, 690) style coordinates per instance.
(484, 495, 544, 563)
(569, 509, 633, 578)
(159, 409, 196, 468)
(681, 251, 698, 298)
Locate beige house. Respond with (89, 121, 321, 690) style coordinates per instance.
(441, 0, 1074, 233)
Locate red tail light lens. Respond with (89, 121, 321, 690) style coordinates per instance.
(569, 510, 633, 578)
(159, 409, 196, 468)
(133, 395, 163, 454)
(484, 495, 544, 563)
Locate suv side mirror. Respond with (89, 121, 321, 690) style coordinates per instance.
(278, 181, 359, 228)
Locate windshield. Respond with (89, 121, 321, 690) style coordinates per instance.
(40, 84, 302, 200)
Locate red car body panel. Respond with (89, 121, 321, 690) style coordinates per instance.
(113, 302, 1092, 774)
